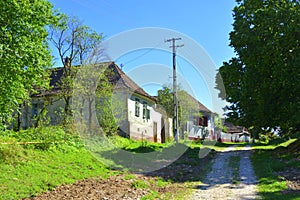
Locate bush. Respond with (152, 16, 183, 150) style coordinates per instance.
(0, 141, 25, 165)
(259, 134, 269, 144)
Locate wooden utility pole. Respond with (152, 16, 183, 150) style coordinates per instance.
(166, 38, 183, 143)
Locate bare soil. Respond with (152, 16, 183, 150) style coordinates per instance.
(24, 174, 181, 200)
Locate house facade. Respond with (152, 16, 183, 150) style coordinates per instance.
(106, 63, 172, 143)
(126, 93, 172, 143)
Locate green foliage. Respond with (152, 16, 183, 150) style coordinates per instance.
(178, 90, 203, 126)
(157, 86, 174, 118)
(96, 67, 121, 136)
(214, 114, 224, 131)
(0, 126, 83, 150)
(49, 15, 103, 124)
(0, 0, 57, 127)
(217, 0, 300, 136)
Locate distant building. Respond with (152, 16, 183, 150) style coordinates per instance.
(218, 121, 250, 143)
(177, 92, 215, 141)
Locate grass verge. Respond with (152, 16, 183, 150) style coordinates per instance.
(251, 137, 299, 200)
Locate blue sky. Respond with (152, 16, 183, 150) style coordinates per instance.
(49, 0, 237, 114)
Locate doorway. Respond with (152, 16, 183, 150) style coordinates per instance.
(153, 122, 157, 142)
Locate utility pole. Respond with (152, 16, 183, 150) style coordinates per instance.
(166, 38, 183, 143)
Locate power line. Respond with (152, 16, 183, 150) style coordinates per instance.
(121, 41, 164, 66)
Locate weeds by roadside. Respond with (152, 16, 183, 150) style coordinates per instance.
(251, 137, 300, 199)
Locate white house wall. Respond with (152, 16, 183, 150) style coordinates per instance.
(127, 94, 162, 142)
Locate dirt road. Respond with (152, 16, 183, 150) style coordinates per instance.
(191, 146, 260, 200)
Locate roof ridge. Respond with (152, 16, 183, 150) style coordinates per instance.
(108, 63, 156, 102)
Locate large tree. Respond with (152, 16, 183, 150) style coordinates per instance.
(218, 0, 300, 136)
(0, 0, 56, 129)
(49, 15, 103, 124)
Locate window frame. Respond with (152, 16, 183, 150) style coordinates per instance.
(135, 98, 140, 117)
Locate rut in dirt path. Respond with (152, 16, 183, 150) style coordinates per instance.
(191, 146, 260, 200)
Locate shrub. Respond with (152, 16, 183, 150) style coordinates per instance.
(0, 140, 25, 165)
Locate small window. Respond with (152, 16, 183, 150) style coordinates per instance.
(142, 102, 147, 119)
(146, 109, 150, 120)
(135, 98, 140, 117)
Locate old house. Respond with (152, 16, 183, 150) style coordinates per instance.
(20, 62, 172, 143)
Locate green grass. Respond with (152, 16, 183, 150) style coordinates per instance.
(131, 179, 150, 189)
(141, 191, 160, 200)
(0, 127, 114, 199)
(0, 145, 111, 200)
(250, 138, 297, 150)
(124, 173, 136, 180)
(84, 135, 191, 172)
(0, 127, 192, 200)
(251, 138, 300, 200)
(155, 177, 171, 188)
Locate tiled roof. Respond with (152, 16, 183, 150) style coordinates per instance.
(223, 121, 248, 134)
(106, 63, 156, 102)
(42, 62, 155, 102)
(181, 91, 212, 113)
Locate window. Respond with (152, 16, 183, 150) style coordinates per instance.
(146, 109, 150, 120)
(142, 102, 147, 119)
(142, 102, 151, 120)
(135, 98, 140, 117)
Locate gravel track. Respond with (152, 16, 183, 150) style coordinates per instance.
(191, 146, 260, 200)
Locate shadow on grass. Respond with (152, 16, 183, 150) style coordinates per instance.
(94, 143, 190, 175)
(124, 144, 164, 153)
(92, 142, 216, 183)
